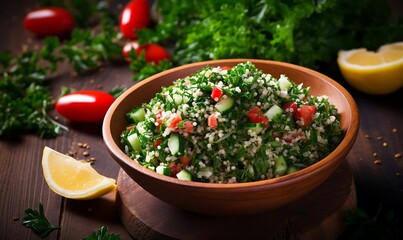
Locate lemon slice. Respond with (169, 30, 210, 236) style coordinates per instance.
(42, 146, 117, 200)
(337, 42, 403, 95)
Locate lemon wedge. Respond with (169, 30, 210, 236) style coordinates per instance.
(42, 146, 117, 200)
(337, 42, 403, 95)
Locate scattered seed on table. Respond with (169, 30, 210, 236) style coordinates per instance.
(89, 157, 96, 161)
(396, 172, 401, 177)
(83, 151, 90, 157)
(77, 142, 84, 148)
(376, 136, 383, 141)
(373, 152, 378, 157)
(395, 153, 401, 158)
(374, 159, 382, 165)
(383, 142, 388, 147)
(364, 134, 371, 139)
(392, 128, 398, 133)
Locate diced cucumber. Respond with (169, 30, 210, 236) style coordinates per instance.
(127, 107, 146, 123)
(264, 104, 283, 121)
(215, 96, 234, 114)
(127, 133, 141, 152)
(176, 169, 192, 181)
(278, 75, 292, 91)
(286, 165, 299, 175)
(243, 123, 265, 134)
(156, 166, 171, 176)
(274, 155, 288, 176)
(270, 141, 282, 148)
(197, 167, 213, 179)
(168, 133, 185, 156)
(173, 94, 183, 106)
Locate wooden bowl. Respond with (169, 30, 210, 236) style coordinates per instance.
(103, 59, 359, 215)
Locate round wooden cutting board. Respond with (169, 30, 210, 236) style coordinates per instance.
(116, 162, 356, 240)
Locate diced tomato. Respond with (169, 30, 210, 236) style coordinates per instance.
(208, 114, 218, 129)
(168, 162, 182, 176)
(220, 66, 232, 70)
(183, 121, 194, 133)
(295, 105, 316, 127)
(211, 86, 223, 102)
(247, 106, 268, 127)
(169, 113, 182, 129)
(154, 138, 163, 147)
(179, 156, 191, 168)
(283, 102, 298, 116)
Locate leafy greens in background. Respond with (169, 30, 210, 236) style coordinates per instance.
(1, 0, 402, 138)
(140, 0, 402, 71)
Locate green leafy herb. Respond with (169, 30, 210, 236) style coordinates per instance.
(342, 204, 402, 240)
(0, 3, 122, 138)
(128, 50, 172, 81)
(21, 203, 59, 238)
(139, 0, 403, 72)
(108, 85, 127, 99)
(82, 226, 120, 240)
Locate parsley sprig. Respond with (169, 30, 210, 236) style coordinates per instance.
(82, 226, 120, 240)
(22, 203, 59, 238)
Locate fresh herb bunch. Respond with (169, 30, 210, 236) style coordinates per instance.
(0, 1, 124, 138)
(342, 204, 402, 240)
(22, 203, 59, 238)
(139, 0, 403, 71)
(82, 226, 120, 240)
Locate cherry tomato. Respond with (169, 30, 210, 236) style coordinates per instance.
(295, 105, 316, 127)
(211, 86, 224, 102)
(136, 44, 170, 64)
(119, 0, 150, 39)
(55, 90, 115, 122)
(122, 41, 139, 60)
(247, 106, 268, 127)
(23, 7, 74, 37)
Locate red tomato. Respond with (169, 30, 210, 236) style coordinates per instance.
(183, 121, 194, 133)
(295, 105, 316, 127)
(122, 41, 139, 60)
(179, 156, 191, 168)
(153, 138, 163, 147)
(211, 86, 223, 102)
(169, 113, 182, 129)
(119, 0, 150, 39)
(208, 114, 218, 129)
(55, 90, 115, 122)
(23, 7, 74, 37)
(168, 162, 182, 177)
(136, 44, 170, 64)
(283, 102, 298, 116)
(247, 106, 268, 127)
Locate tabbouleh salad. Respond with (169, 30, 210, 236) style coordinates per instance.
(121, 62, 344, 183)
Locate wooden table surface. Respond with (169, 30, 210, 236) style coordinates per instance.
(1, 1, 402, 239)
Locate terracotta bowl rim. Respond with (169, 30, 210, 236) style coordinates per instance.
(103, 58, 359, 190)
